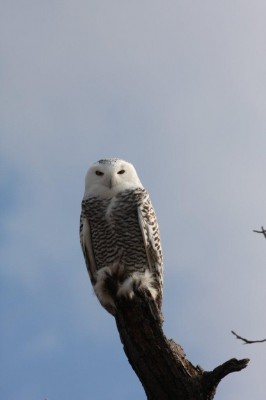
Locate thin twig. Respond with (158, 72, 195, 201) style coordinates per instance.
(253, 226, 266, 238)
(231, 330, 266, 344)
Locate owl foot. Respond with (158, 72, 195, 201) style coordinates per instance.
(93, 263, 125, 315)
(94, 267, 158, 315)
(117, 270, 158, 301)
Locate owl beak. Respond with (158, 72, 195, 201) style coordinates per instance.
(109, 178, 113, 189)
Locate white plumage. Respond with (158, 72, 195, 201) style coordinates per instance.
(80, 158, 163, 315)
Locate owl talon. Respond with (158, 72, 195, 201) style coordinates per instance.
(93, 267, 117, 313)
(117, 270, 158, 301)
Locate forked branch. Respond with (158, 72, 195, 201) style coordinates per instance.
(253, 226, 266, 238)
(115, 293, 249, 400)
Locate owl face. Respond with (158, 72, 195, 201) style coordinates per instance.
(84, 158, 143, 198)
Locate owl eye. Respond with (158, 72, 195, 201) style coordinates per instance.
(117, 169, 125, 175)
(95, 170, 104, 176)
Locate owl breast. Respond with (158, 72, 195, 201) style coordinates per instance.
(85, 189, 148, 276)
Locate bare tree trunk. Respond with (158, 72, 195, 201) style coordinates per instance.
(115, 294, 249, 400)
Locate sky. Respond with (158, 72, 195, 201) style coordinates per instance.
(1, 1, 266, 399)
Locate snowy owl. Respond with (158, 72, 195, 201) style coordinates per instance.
(79, 158, 163, 315)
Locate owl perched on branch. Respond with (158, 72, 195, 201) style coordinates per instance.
(80, 158, 163, 315)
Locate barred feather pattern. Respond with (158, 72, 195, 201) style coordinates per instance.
(80, 188, 163, 310)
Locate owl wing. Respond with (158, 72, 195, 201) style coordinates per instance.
(137, 195, 163, 305)
(80, 203, 97, 285)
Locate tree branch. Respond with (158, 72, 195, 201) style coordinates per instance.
(232, 330, 266, 344)
(253, 226, 266, 238)
(114, 292, 249, 399)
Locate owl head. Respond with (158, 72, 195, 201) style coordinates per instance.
(84, 158, 143, 198)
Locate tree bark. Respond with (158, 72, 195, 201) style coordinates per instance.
(115, 293, 249, 400)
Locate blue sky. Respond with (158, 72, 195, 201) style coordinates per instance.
(1, 1, 266, 399)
